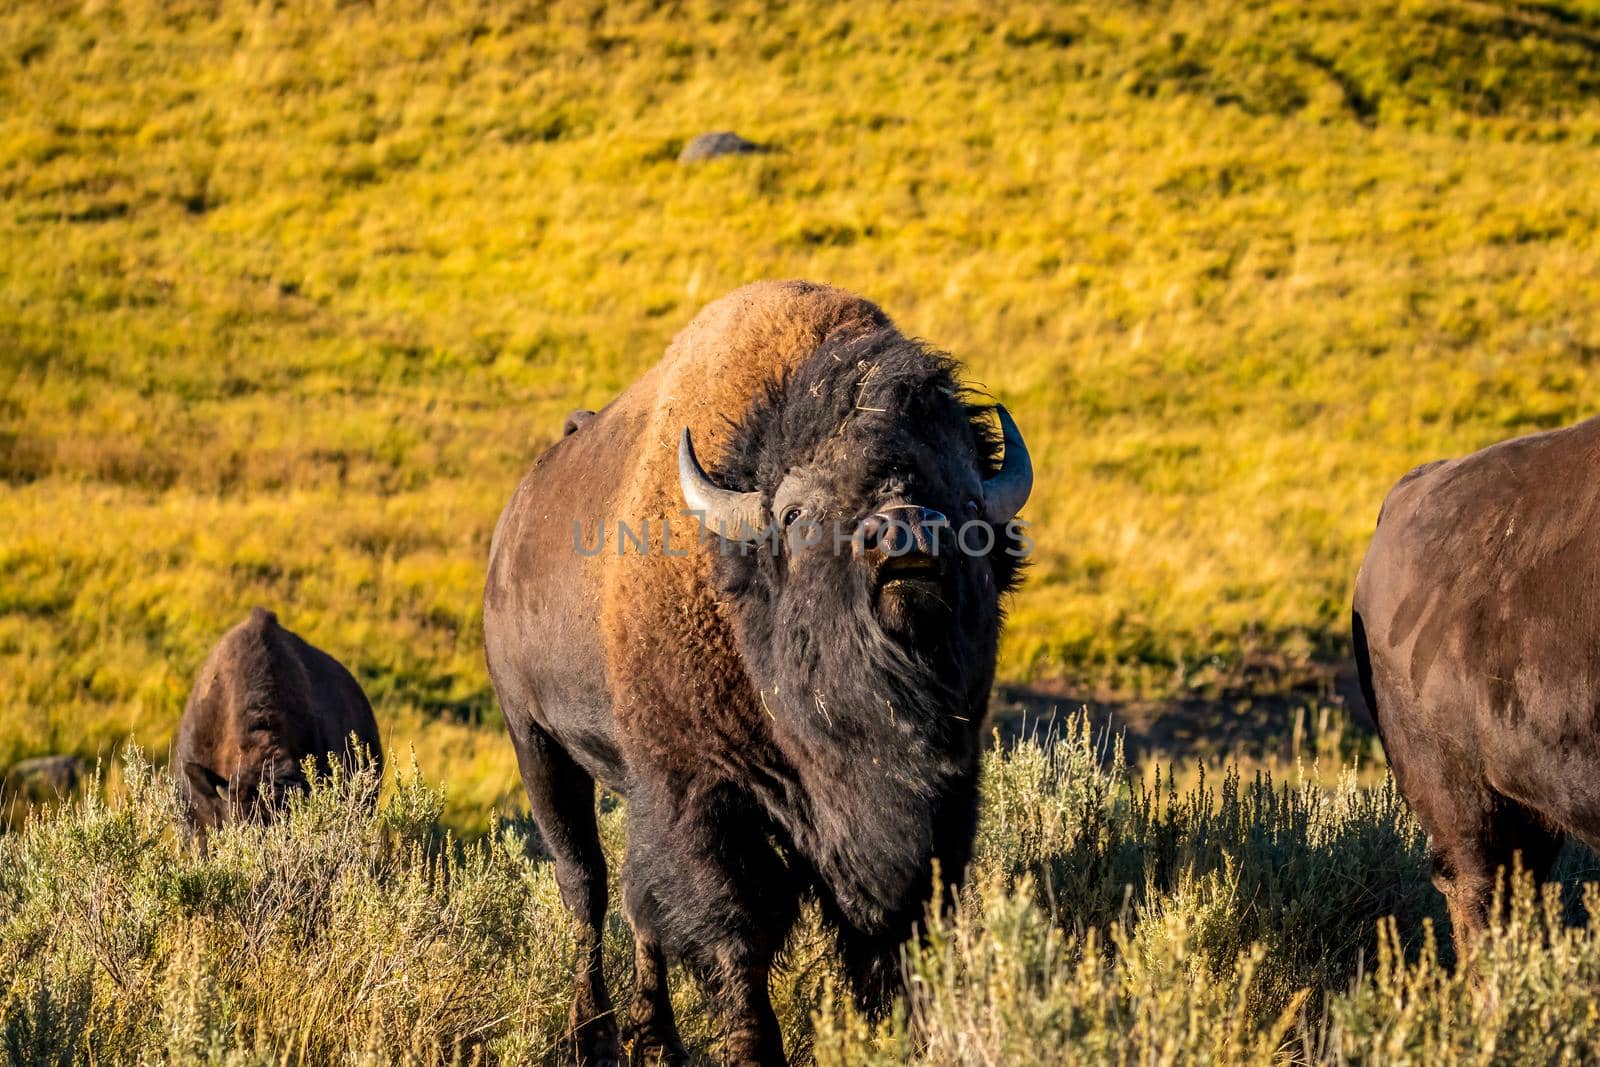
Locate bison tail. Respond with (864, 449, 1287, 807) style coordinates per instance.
(1351, 607, 1382, 741)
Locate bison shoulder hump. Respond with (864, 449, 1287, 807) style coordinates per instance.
(1375, 458, 1452, 529)
(246, 606, 280, 631)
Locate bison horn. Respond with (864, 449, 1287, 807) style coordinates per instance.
(678, 429, 766, 542)
(982, 405, 1033, 523)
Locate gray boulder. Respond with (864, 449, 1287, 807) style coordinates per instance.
(4, 754, 85, 801)
(678, 131, 763, 163)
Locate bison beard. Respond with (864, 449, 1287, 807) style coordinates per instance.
(711, 329, 1018, 948)
(719, 592, 978, 1010)
(482, 282, 1028, 1066)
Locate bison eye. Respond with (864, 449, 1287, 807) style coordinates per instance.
(781, 506, 804, 528)
(962, 498, 981, 521)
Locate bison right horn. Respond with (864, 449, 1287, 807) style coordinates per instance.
(678, 428, 766, 542)
(982, 405, 1033, 524)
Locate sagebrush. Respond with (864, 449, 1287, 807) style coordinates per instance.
(5, 722, 1600, 1064)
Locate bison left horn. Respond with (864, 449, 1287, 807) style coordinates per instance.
(678, 429, 766, 542)
(983, 405, 1033, 523)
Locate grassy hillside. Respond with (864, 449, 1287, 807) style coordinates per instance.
(4, 0, 1600, 827)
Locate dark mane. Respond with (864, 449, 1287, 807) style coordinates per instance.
(713, 326, 1025, 598)
(705, 321, 1020, 778)
(713, 326, 1004, 495)
(237, 608, 297, 724)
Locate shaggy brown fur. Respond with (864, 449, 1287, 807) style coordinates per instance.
(484, 281, 1028, 1066)
(176, 607, 382, 837)
(1353, 413, 1600, 948)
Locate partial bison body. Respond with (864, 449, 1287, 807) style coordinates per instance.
(177, 607, 382, 834)
(1353, 414, 1600, 943)
(483, 281, 1032, 1065)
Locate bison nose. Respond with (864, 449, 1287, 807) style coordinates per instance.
(858, 506, 949, 557)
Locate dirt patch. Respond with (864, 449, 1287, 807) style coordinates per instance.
(990, 667, 1373, 764)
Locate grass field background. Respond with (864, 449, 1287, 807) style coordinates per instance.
(4, 0, 1600, 831)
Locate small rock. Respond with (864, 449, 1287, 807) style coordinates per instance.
(678, 131, 763, 164)
(4, 754, 85, 800)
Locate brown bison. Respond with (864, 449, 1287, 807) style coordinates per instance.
(1353, 413, 1600, 945)
(177, 607, 382, 835)
(483, 281, 1032, 1065)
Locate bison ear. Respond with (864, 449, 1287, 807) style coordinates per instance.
(185, 761, 229, 799)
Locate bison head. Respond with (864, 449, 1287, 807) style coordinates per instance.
(678, 328, 1030, 741)
(183, 714, 313, 830)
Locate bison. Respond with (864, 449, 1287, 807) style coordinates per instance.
(177, 607, 382, 836)
(1353, 413, 1600, 945)
(483, 281, 1032, 1064)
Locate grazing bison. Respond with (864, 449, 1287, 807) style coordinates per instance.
(483, 281, 1032, 1065)
(177, 607, 382, 835)
(1353, 413, 1600, 944)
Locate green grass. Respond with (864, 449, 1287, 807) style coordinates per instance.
(3, 1, 1600, 821)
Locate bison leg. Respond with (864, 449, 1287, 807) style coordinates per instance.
(622, 926, 686, 1065)
(1367, 669, 1564, 958)
(623, 785, 796, 1067)
(507, 713, 618, 1066)
(707, 955, 785, 1067)
(826, 919, 903, 1017)
(1420, 783, 1564, 954)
